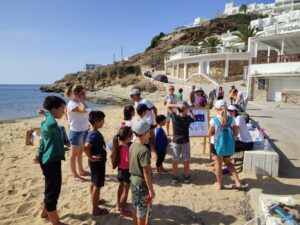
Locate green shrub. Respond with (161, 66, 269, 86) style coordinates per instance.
(120, 76, 141, 87)
(145, 32, 166, 51)
(134, 79, 157, 92)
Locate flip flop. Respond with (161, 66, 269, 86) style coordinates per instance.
(229, 183, 249, 190)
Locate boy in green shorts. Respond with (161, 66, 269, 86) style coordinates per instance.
(130, 119, 156, 225)
(34, 96, 66, 225)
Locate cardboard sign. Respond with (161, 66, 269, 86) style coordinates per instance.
(189, 108, 209, 137)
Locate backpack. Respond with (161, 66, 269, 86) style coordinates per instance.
(213, 116, 235, 156)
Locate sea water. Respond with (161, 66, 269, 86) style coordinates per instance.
(0, 84, 98, 121)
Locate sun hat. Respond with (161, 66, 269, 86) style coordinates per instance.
(228, 105, 238, 111)
(129, 88, 141, 96)
(132, 119, 150, 136)
(214, 100, 227, 109)
(136, 103, 150, 112)
(195, 87, 203, 92)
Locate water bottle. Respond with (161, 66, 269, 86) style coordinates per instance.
(264, 140, 271, 151)
(259, 129, 265, 141)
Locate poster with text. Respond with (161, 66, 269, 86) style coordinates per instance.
(189, 108, 209, 137)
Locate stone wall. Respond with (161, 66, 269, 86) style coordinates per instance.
(186, 75, 212, 85)
(228, 60, 248, 77)
(256, 50, 278, 63)
(282, 89, 300, 105)
(179, 64, 184, 79)
(187, 63, 199, 78)
(251, 77, 268, 101)
(210, 61, 225, 82)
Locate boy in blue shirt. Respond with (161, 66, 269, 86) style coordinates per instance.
(34, 96, 66, 225)
(84, 111, 109, 216)
(155, 115, 169, 174)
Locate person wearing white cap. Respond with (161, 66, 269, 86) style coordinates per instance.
(130, 88, 158, 152)
(227, 105, 253, 151)
(194, 87, 208, 108)
(208, 100, 242, 190)
(129, 119, 155, 224)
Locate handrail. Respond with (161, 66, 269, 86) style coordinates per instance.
(252, 54, 300, 64)
(165, 47, 244, 61)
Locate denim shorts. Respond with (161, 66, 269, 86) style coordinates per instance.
(131, 184, 151, 219)
(69, 130, 88, 146)
(172, 142, 191, 161)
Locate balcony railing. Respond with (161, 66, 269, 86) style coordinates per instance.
(251, 54, 300, 64)
(165, 47, 244, 61)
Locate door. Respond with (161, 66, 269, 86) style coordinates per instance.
(268, 79, 282, 101)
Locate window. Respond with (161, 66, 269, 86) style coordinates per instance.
(258, 79, 266, 90)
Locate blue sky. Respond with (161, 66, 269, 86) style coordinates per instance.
(0, 0, 272, 84)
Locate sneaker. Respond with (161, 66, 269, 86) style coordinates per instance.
(183, 176, 191, 184)
(171, 176, 178, 184)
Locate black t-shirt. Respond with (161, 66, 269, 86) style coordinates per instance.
(171, 112, 194, 144)
(87, 130, 107, 163)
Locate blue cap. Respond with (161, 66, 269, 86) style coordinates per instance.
(179, 100, 190, 108)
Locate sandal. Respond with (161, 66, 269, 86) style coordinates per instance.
(92, 207, 109, 216)
(229, 183, 249, 190)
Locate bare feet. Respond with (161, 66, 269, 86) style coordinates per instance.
(40, 208, 48, 218)
(79, 171, 90, 176)
(215, 182, 223, 190)
(74, 176, 85, 182)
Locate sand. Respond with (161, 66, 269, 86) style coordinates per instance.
(1, 101, 299, 225)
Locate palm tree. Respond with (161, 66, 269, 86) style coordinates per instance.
(201, 36, 222, 53)
(233, 25, 258, 50)
(239, 4, 247, 14)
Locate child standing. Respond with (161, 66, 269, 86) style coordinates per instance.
(111, 126, 133, 217)
(155, 115, 169, 174)
(167, 101, 195, 184)
(84, 111, 109, 216)
(120, 105, 135, 127)
(208, 100, 242, 190)
(176, 88, 183, 101)
(130, 120, 156, 225)
(34, 96, 66, 225)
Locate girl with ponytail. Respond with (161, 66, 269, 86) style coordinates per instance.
(65, 84, 90, 181)
(111, 126, 133, 217)
(208, 100, 243, 190)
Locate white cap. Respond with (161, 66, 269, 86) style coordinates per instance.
(132, 119, 150, 136)
(129, 88, 141, 96)
(228, 105, 238, 111)
(195, 87, 203, 92)
(214, 100, 227, 109)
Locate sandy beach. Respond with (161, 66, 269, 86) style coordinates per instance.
(1, 100, 299, 225)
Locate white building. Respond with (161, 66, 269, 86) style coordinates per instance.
(224, 0, 300, 16)
(247, 31, 300, 103)
(251, 10, 300, 36)
(224, 2, 274, 15)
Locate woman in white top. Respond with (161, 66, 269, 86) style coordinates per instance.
(227, 105, 254, 151)
(65, 85, 90, 180)
(208, 100, 242, 190)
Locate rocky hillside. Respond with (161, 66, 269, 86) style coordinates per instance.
(41, 13, 264, 95)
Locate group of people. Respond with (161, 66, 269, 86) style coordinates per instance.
(35, 83, 253, 225)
